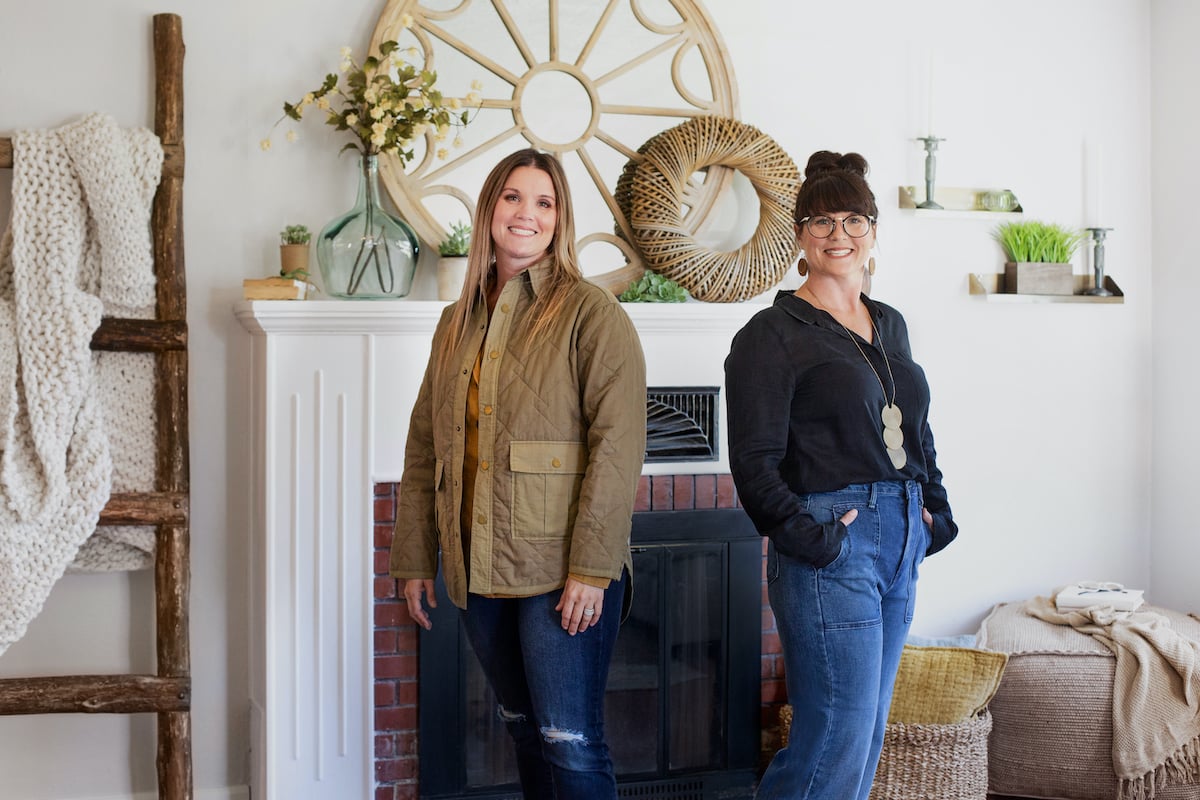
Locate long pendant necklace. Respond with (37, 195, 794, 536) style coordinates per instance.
(803, 288, 907, 469)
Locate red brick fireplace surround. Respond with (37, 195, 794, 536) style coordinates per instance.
(371, 473, 784, 799)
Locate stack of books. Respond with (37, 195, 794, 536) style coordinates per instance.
(243, 277, 310, 300)
(1055, 582, 1145, 612)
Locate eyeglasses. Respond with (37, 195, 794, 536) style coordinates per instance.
(798, 214, 876, 239)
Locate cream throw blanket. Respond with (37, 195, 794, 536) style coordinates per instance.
(1025, 594, 1200, 800)
(0, 112, 161, 656)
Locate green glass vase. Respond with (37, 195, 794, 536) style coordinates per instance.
(316, 154, 418, 299)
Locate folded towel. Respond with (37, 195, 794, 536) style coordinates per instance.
(1055, 582, 1145, 613)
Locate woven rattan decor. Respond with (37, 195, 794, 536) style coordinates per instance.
(778, 705, 991, 800)
(623, 116, 799, 302)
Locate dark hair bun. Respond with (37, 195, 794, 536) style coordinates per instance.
(804, 150, 869, 180)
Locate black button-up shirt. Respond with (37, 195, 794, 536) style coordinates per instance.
(725, 291, 957, 567)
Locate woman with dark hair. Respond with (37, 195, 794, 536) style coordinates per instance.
(725, 151, 957, 799)
(391, 148, 647, 799)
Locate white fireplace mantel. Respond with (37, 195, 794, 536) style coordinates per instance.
(234, 297, 765, 799)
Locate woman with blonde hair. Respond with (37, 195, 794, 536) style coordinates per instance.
(391, 148, 647, 799)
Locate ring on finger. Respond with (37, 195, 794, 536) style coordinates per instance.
(583, 607, 596, 617)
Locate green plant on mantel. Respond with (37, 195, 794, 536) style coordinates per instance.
(994, 220, 1082, 263)
(280, 224, 311, 245)
(438, 221, 471, 256)
(619, 269, 689, 302)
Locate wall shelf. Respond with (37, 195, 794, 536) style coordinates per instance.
(968, 273, 1124, 303)
(899, 186, 1023, 217)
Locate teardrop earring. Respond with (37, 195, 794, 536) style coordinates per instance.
(868, 256, 876, 275)
(797, 257, 809, 277)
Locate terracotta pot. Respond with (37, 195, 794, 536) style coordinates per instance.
(280, 243, 310, 277)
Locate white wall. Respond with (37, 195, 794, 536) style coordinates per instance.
(0, 0, 1185, 797)
(1149, 0, 1200, 614)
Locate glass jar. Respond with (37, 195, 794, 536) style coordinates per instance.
(316, 154, 418, 299)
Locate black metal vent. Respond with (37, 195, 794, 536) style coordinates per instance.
(617, 778, 705, 798)
(645, 386, 719, 463)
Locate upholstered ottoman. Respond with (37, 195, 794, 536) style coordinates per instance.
(978, 601, 1200, 800)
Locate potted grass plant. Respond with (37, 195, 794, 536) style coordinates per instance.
(994, 220, 1082, 295)
(436, 221, 471, 301)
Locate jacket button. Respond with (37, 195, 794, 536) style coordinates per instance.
(483, 405, 493, 415)
(481, 460, 489, 470)
(477, 513, 487, 525)
(552, 457, 562, 468)
(501, 303, 510, 313)
(489, 350, 499, 359)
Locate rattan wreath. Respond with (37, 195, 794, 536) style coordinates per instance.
(624, 116, 800, 303)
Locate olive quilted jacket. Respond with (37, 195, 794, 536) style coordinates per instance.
(390, 261, 647, 608)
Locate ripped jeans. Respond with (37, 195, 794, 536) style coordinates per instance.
(461, 571, 627, 800)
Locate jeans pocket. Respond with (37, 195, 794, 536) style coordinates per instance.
(766, 544, 780, 585)
(819, 502, 857, 570)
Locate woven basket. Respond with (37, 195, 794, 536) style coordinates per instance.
(623, 116, 800, 303)
(777, 705, 992, 800)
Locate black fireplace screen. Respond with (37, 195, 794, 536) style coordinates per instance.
(417, 509, 761, 799)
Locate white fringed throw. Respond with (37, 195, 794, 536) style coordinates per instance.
(0, 112, 161, 656)
(1025, 594, 1200, 800)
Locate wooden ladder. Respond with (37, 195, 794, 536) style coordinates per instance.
(0, 13, 192, 798)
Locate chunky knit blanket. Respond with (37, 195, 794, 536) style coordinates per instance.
(1025, 594, 1200, 800)
(0, 112, 162, 656)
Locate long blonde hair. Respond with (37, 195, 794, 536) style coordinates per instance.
(436, 149, 582, 376)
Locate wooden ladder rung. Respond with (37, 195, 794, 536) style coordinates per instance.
(0, 675, 190, 715)
(91, 318, 187, 352)
(98, 492, 188, 526)
(0, 139, 183, 178)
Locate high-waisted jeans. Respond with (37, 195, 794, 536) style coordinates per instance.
(461, 571, 627, 800)
(757, 480, 929, 800)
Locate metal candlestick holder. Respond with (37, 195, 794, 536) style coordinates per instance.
(916, 136, 945, 209)
(1084, 227, 1114, 296)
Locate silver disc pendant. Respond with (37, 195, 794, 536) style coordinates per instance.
(881, 403, 902, 429)
(883, 427, 904, 449)
(881, 403, 905, 469)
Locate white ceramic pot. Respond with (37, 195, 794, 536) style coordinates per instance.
(437, 256, 469, 301)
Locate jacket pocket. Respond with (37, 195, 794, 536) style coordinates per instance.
(432, 459, 450, 535)
(509, 440, 588, 541)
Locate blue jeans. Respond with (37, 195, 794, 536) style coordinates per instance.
(758, 481, 929, 800)
(461, 571, 628, 800)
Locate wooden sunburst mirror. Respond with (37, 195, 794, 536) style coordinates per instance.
(370, 0, 739, 291)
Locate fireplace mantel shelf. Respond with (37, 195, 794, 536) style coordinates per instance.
(234, 298, 767, 336)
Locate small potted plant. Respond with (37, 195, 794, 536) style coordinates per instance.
(994, 220, 1082, 295)
(618, 270, 689, 303)
(436, 221, 471, 301)
(279, 224, 312, 280)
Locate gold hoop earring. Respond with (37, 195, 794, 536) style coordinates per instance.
(868, 256, 876, 276)
(797, 257, 808, 277)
